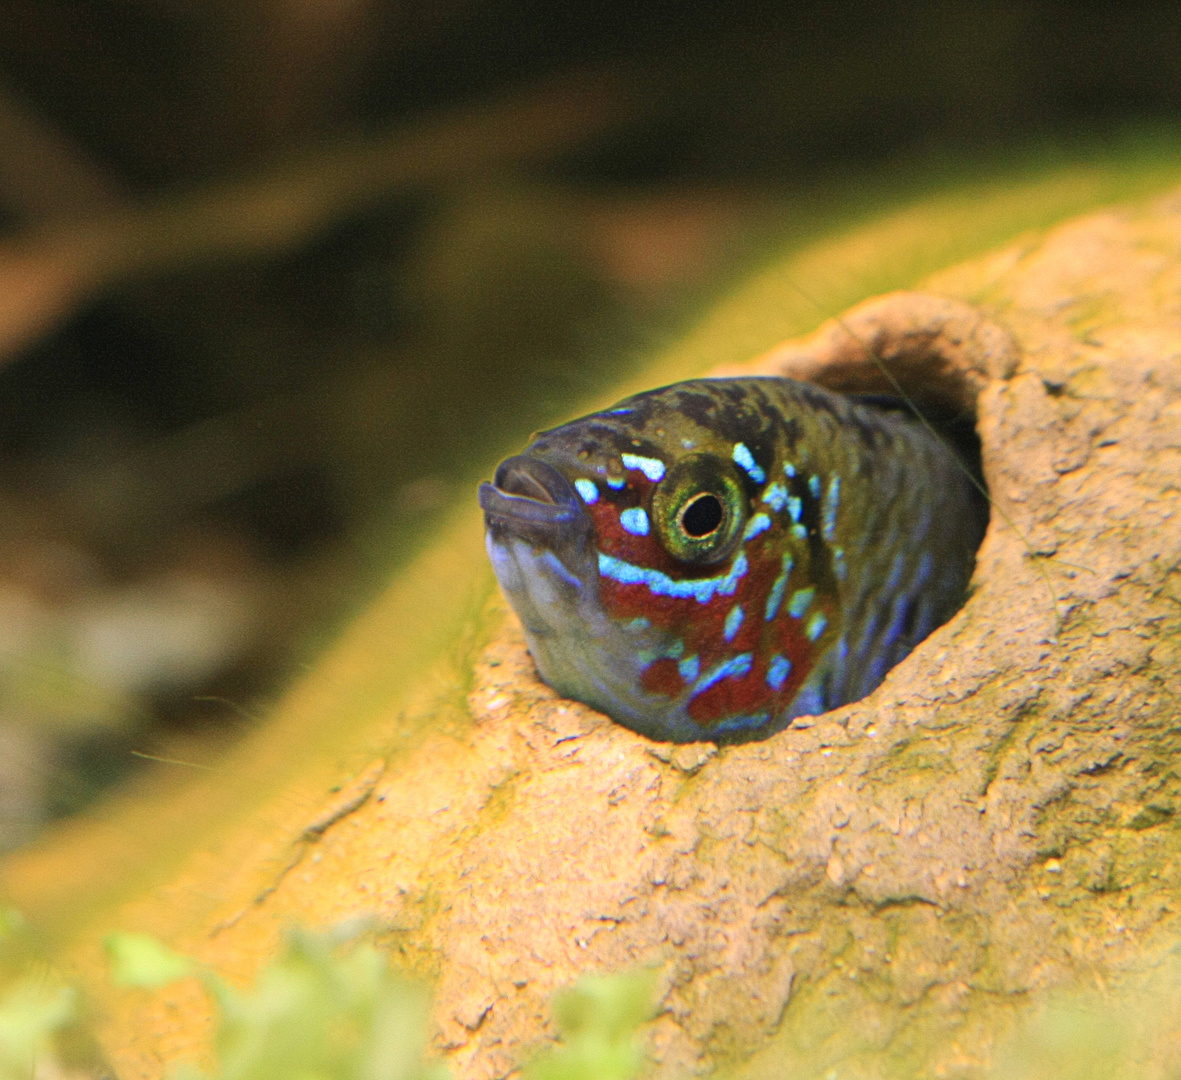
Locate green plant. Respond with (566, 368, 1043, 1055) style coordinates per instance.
(525, 971, 654, 1080)
(0, 908, 78, 1080)
(0, 976, 77, 1080)
(105, 925, 655, 1080)
(108, 924, 447, 1080)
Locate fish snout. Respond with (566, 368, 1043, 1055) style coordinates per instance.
(479, 456, 591, 549)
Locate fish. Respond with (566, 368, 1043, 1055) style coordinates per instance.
(478, 377, 987, 744)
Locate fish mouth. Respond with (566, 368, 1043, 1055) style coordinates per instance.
(479, 456, 591, 548)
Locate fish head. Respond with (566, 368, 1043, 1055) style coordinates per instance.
(479, 380, 841, 743)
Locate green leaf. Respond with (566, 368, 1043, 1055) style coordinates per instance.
(205, 925, 448, 1080)
(526, 971, 655, 1080)
(105, 932, 196, 988)
(0, 977, 76, 1080)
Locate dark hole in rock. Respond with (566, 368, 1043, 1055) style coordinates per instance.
(726, 292, 1007, 738)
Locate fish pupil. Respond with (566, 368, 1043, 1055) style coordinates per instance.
(681, 493, 723, 537)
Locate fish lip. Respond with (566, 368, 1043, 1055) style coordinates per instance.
(479, 456, 590, 546)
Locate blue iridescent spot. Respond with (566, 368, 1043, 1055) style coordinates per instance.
(607, 476, 626, 490)
(743, 513, 771, 540)
(692, 652, 753, 695)
(766, 654, 792, 691)
(724, 604, 744, 641)
(786, 496, 803, 523)
(678, 655, 700, 681)
(806, 612, 828, 641)
(627, 617, 651, 631)
(732, 443, 766, 483)
(765, 552, 794, 621)
(621, 453, 666, 482)
(717, 552, 748, 596)
(762, 483, 788, 512)
(574, 478, 599, 504)
(783, 462, 796, 478)
(620, 507, 650, 535)
(833, 547, 847, 582)
(792, 524, 808, 541)
(823, 476, 841, 540)
(598, 550, 748, 604)
(809, 474, 822, 498)
(788, 588, 815, 618)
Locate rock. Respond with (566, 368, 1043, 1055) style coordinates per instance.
(406, 199, 1181, 1076)
(393, 204, 1181, 1078)
(16, 188, 1181, 1080)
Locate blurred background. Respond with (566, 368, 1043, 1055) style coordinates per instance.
(0, 0, 1180, 849)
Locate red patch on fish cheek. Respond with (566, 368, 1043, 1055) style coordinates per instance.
(596, 521, 826, 707)
(729, 546, 781, 638)
(775, 596, 837, 656)
(601, 538, 771, 664)
(586, 481, 687, 574)
(640, 658, 685, 698)
(586, 501, 631, 556)
(684, 604, 838, 729)
(686, 668, 769, 724)
(772, 628, 819, 695)
(599, 581, 702, 640)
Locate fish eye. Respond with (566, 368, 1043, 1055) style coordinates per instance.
(679, 493, 723, 538)
(652, 454, 746, 565)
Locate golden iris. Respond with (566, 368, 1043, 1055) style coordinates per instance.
(652, 453, 747, 565)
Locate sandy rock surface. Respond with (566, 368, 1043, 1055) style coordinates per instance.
(101, 193, 1181, 1079)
